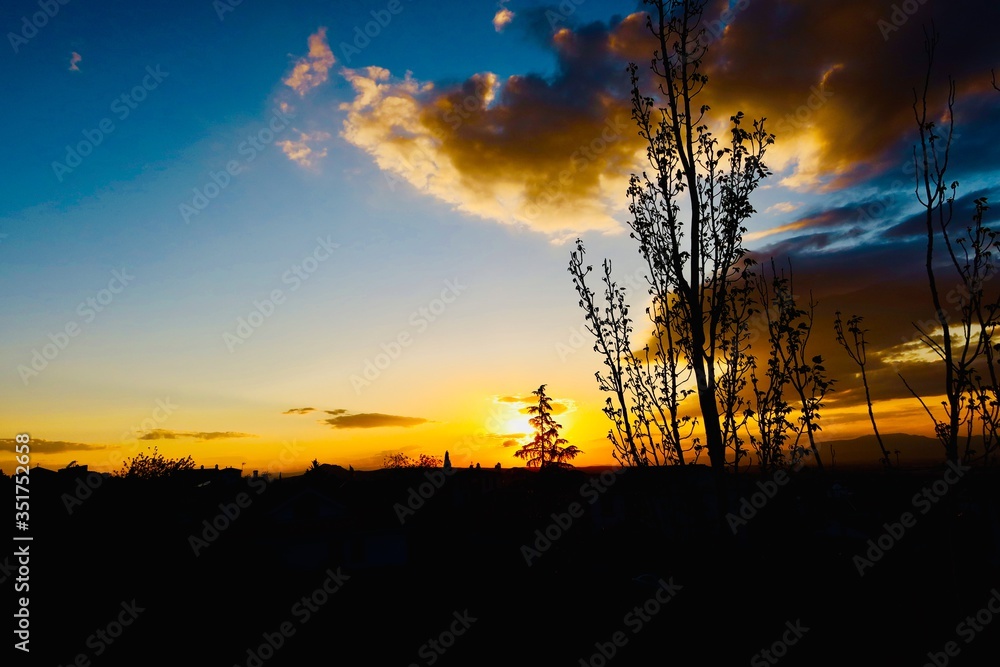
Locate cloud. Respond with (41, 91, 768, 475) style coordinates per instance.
(325, 409, 348, 415)
(283, 407, 316, 415)
(337, 17, 646, 238)
(284, 27, 336, 96)
(0, 438, 103, 454)
(278, 130, 331, 168)
(698, 0, 1000, 191)
(765, 202, 801, 215)
(493, 8, 515, 32)
(69, 52, 81, 72)
(274, 4, 998, 243)
(495, 394, 572, 415)
(321, 411, 429, 429)
(137, 429, 257, 441)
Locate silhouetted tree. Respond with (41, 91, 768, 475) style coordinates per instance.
(834, 312, 892, 468)
(570, 0, 773, 471)
(382, 452, 442, 468)
(382, 452, 415, 469)
(905, 31, 1000, 465)
(416, 453, 442, 468)
(114, 446, 195, 480)
(515, 385, 582, 468)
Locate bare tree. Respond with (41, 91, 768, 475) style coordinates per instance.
(741, 261, 830, 472)
(834, 312, 892, 468)
(905, 31, 1000, 465)
(570, 0, 773, 471)
(569, 247, 696, 467)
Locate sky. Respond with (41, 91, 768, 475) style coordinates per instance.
(1, 0, 998, 473)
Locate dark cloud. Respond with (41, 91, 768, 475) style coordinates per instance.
(325, 409, 349, 415)
(0, 438, 105, 454)
(283, 407, 316, 415)
(321, 412, 429, 429)
(338, 14, 646, 236)
(138, 430, 257, 441)
(702, 0, 1000, 190)
(330, 2, 999, 239)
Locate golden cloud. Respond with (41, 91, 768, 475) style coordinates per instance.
(137, 429, 257, 441)
(493, 8, 515, 32)
(279, 130, 331, 168)
(284, 27, 336, 96)
(0, 438, 103, 453)
(321, 412, 430, 429)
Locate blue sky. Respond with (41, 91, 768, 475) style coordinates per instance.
(2, 0, 999, 472)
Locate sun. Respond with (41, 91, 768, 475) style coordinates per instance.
(503, 413, 532, 436)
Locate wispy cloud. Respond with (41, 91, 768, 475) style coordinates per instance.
(765, 201, 801, 215)
(493, 7, 515, 32)
(320, 411, 429, 429)
(137, 429, 257, 441)
(283, 407, 316, 415)
(496, 394, 572, 415)
(69, 51, 82, 72)
(284, 27, 335, 96)
(0, 438, 103, 453)
(278, 130, 331, 168)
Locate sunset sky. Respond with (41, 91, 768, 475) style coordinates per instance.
(2, 0, 999, 473)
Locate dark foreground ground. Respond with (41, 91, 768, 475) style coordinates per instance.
(5, 463, 1000, 666)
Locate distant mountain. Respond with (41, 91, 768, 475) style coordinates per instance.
(816, 433, 963, 468)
